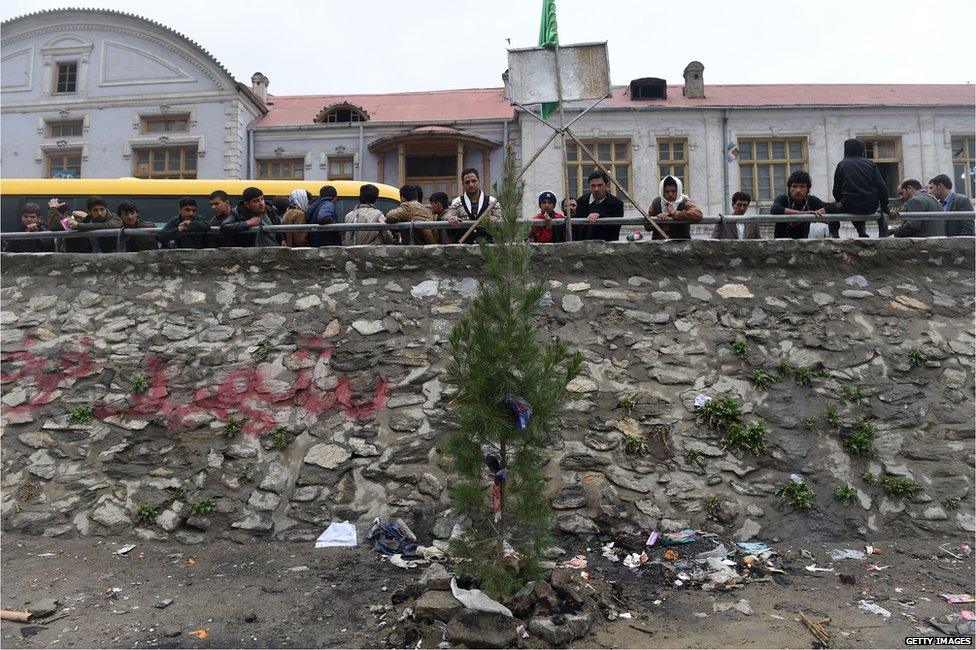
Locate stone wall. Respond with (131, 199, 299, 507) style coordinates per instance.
(1, 239, 973, 544)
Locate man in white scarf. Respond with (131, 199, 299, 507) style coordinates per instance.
(647, 175, 703, 240)
(441, 168, 501, 243)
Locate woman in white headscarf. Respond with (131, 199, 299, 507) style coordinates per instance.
(281, 188, 311, 247)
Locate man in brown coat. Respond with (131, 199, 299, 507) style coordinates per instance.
(385, 184, 436, 244)
(647, 175, 703, 240)
(712, 191, 761, 240)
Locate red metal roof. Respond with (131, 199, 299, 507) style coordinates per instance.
(253, 84, 974, 127)
(254, 88, 514, 127)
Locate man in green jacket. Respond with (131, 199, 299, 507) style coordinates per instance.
(158, 197, 212, 249)
(57, 196, 121, 253)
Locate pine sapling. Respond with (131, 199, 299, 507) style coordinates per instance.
(444, 146, 583, 599)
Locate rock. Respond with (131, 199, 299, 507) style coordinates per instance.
(413, 589, 462, 623)
(259, 463, 292, 494)
(90, 502, 131, 530)
(687, 284, 712, 301)
(155, 510, 180, 532)
(733, 518, 761, 541)
(304, 444, 351, 470)
(713, 599, 753, 615)
(651, 291, 682, 302)
(27, 449, 57, 480)
(231, 512, 274, 532)
(551, 483, 588, 510)
(28, 598, 59, 618)
(528, 613, 593, 646)
(419, 473, 444, 498)
(247, 491, 282, 511)
(411, 280, 439, 298)
(716, 283, 753, 299)
(155, 598, 174, 609)
(295, 295, 322, 310)
(583, 430, 620, 451)
(567, 282, 590, 291)
(562, 294, 584, 313)
(566, 376, 597, 393)
(185, 515, 212, 531)
(352, 320, 385, 335)
(845, 275, 869, 288)
(557, 513, 599, 535)
(420, 563, 452, 590)
(624, 310, 670, 324)
(453, 277, 478, 298)
(446, 610, 518, 649)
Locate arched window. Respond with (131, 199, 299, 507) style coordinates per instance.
(314, 103, 369, 124)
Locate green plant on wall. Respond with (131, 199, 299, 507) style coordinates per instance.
(840, 385, 865, 405)
(696, 394, 742, 432)
(908, 347, 926, 368)
(617, 394, 636, 412)
(267, 428, 293, 450)
(189, 499, 216, 517)
(683, 448, 705, 467)
(721, 420, 768, 456)
(131, 374, 149, 395)
(68, 405, 93, 425)
(253, 341, 274, 363)
(776, 480, 814, 510)
(135, 502, 158, 526)
(731, 339, 748, 361)
(825, 404, 841, 429)
(834, 485, 858, 507)
(842, 418, 876, 458)
(862, 471, 878, 486)
(622, 433, 648, 457)
(881, 475, 921, 501)
(221, 418, 242, 439)
(751, 369, 777, 390)
(792, 365, 813, 387)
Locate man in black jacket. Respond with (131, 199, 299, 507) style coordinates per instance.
(220, 187, 282, 247)
(574, 170, 624, 241)
(769, 170, 826, 239)
(4, 203, 54, 253)
(117, 201, 158, 252)
(825, 138, 889, 238)
(158, 197, 211, 249)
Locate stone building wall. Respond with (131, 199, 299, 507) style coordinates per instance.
(1, 239, 973, 544)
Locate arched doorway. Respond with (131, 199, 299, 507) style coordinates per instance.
(369, 126, 502, 199)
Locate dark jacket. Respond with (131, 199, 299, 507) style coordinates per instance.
(49, 209, 122, 253)
(770, 193, 826, 239)
(573, 192, 624, 241)
(220, 201, 282, 247)
(306, 197, 341, 247)
(158, 215, 212, 249)
(3, 224, 55, 253)
(942, 192, 975, 237)
(831, 138, 888, 215)
(891, 190, 944, 238)
(120, 219, 159, 252)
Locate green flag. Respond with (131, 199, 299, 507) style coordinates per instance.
(538, 0, 559, 120)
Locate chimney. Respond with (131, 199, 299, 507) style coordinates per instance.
(250, 72, 269, 104)
(682, 61, 704, 99)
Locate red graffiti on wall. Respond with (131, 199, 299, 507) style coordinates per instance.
(1, 336, 95, 416)
(2, 335, 388, 435)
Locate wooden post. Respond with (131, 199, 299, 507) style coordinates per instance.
(456, 142, 464, 197)
(482, 149, 491, 193)
(397, 144, 406, 188)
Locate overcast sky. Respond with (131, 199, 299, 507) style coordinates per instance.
(3, 0, 974, 95)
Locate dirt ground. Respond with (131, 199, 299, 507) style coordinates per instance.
(1, 533, 973, 649)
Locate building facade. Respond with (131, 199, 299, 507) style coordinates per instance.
(0, 9, 264, 181)
(2, 9, 974, 220)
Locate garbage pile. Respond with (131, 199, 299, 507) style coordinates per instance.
(598, 529, 787, 591)
(379, 563, 623, 649)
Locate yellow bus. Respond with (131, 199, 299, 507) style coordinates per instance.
(0, 178, 402, 230)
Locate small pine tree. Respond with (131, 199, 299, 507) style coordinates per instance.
(445, 146, 583, 599)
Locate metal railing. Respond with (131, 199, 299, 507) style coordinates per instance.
(0, 212, 972, 248)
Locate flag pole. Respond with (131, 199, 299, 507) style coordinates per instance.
(553, 44, 572, 241)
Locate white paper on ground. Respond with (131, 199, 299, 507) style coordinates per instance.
(315, 520, 357, 548)
(451, 577, 513, 617)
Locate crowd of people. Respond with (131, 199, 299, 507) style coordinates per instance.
(3, 138, 972, 254)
